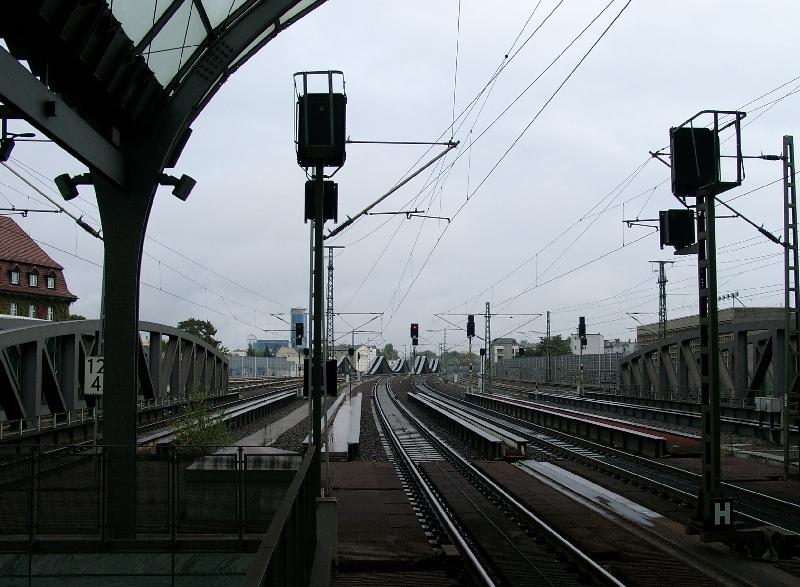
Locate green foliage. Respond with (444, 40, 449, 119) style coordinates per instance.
(172, 387, 232, 454)
(246, 342, 271, 357)
(382, 343, 399, 360)
(178, 318, 221, 347)
(532, 335, 571, 357)
(68, 314, 86, 321)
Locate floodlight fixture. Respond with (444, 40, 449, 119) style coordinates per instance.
(54, 172, 92, 201)
(158, 173, 196, 201)
(0, 139, 13, 163)
(0, 124, 35, 162)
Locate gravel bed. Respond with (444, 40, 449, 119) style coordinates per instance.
(269, 396, 337, 454)
(355, 380, 389, 462)
(391, 377, 484, 461)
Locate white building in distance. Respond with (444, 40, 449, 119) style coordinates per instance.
(570, 333, 604, 355)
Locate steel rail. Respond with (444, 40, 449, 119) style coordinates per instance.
(378, 379, 624, 586)
(374, 379, 494, 586)
(425, 383, 800, 535)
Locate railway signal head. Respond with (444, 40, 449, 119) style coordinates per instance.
(295, 322, 304, 347)
(578, 316, 586, 338)
(348, 347, 355, 357)
(479, 347, 486, 357)
(467, 314, 475, 338)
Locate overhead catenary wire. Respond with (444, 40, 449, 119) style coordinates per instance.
(384, 0, 636, 328)
(8, 155, 293, 311)
(1, 161, 101, 238)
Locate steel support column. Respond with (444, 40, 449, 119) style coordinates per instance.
(694, 189, 724, 529)
(94, 172, 158, 539)
(484, 302, 491, 394)
(311, 166, 324, 499)
(783, 135, 799, 479)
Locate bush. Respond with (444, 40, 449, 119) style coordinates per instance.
(172, 387, 232, 454)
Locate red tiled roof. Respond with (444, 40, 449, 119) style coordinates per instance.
(0, 216, 62, 268)
(0, 216, 77, 301)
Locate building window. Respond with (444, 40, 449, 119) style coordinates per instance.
(47, 275, 56, 289)
(9, 302, 17, 316)
(10, 270, 20, 285)
(28, 304, 36, 318)
(28, 273, 38, 287)
(46, 306, 54, 321)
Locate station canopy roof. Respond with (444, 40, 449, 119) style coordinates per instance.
(0, 1, 324, 145)
(108, 0, 318, 89)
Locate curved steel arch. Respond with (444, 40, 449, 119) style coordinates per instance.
(0, 0, 329, 538)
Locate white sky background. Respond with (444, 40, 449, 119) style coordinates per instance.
(2, 0, 798, 355)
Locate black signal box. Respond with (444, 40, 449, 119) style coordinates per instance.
(297, 93, 347, 168)
(326, 359, 337, 396)
(479, 348, 486, 357)
(670, 127, 719, 197)
(303, 358, 310, 397)
(305, 180, 338, 223)
(467, 315, 475, 337)
(578, 317, 586, 338)
(659, 209, 695, 249)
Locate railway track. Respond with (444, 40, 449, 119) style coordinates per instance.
(374, 377, 623, 586)
(418, 381, 800, 539)
(491, 381, 799, 437)
(0, 386, 301, 487)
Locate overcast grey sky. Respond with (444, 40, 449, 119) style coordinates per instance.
(2, 1, 798, 355)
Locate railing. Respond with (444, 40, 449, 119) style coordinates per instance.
(0, 392, 241, 440)
(613, 384, 758, 408)
(0, 444, 306, 541)
(244, 447, 317, 586)
(0, 408, 97, 440)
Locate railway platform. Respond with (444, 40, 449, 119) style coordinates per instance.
(326, 461, 453, 583)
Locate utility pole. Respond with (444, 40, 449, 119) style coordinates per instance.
(783, 135, 799, 480)
(662, 110, 745, 536)
(429, 328, 460, 375)
(546, 310, 551, 383)
(651, 260, 674, 339)
(325, 246, 344, 361)
(650, 260, 673, 400)
(483, 302, 491, 394)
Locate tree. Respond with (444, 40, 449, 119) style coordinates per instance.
(68, 314, 86, 321)
(532, 335, 571, 357)
(178, 318, 221, 347)
(382, 343, 399, 360)
(246, 343, 256, 357)
(172, 387, 232, 454)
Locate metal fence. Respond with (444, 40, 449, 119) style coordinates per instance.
(227, 356, 296, 378)
(244, 447, 317, 586)
(493, 353, 622, 387)
(0, 444, 305, 541)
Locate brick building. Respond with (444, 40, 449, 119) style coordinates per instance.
(0, 216, 78, 320)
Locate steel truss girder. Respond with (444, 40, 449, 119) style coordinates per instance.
(0, 319, 228, 421)
(0, 47, 124, 185)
